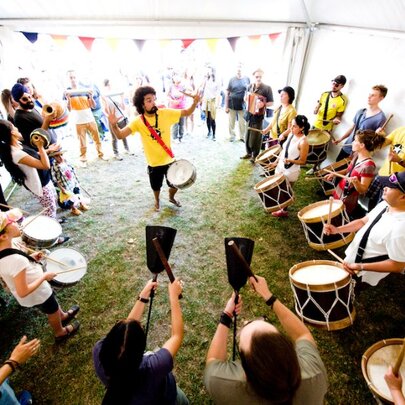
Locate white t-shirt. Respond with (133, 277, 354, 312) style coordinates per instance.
(11, 147, 43, 196)
(0, 254, 53, 307)
(345, 201, 405, 285)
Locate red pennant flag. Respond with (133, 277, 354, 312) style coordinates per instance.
(181, 39, 194, 49)
(227, 37, 239, 52)
(79, 36, 95, 52)
(269, 32, 281, 42)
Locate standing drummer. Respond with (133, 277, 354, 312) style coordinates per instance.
(324, 171, 405, 286)
(107, 85, 200, 211)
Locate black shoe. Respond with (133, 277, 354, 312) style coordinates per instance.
(58, 216, 68, 224)
(240, 154, 251, 159)
(55, 235, 70, 246)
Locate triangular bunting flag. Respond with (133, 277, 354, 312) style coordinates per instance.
(227, 36, 239, 52)
(79, 36, 95, 52)
(133, 39, 146, 52)
(21, 32, 38, 44)
(51, 34, 68, 47)
(181, 39, 194, 50)
(269, 32, 281, 42)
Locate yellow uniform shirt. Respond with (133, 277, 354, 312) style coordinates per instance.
(378, 127, 405, 175)
(313, 91, 348, 132)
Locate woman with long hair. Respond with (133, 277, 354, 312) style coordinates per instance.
(202, 67, 220, 141)
(93, 279, 188, 404)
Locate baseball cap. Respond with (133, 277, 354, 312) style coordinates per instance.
(332, 75, 347, 86)
(0, 209, 23, 233)
(378, 171, 405, 193)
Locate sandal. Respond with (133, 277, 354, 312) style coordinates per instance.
(55, 235, 70, 246)
(169, 198, 182, 207)
(55, 320, 80, 343)
(62, 304, 80, 326)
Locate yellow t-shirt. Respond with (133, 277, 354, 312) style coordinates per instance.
(313, 91, 348, 131)
(270, 104, 297, 139)
(129, 109, 181, 167)
(378, 127, 405, 175)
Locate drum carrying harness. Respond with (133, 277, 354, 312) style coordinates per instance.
(0, 248, 36, 262)
(141, 114, 174, 158)
(284, 134, 300, 169)
(354, 206, 389, 263)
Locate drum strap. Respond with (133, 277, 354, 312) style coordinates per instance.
(342, 156, 372, 197)
(355, 206, 388, 263)
(0, 248, 36, 262)
(322, 92, 331, 126)
(275, 106, 282, 136)
(141, 114, 174, 158)
(284, 135, 300, 169)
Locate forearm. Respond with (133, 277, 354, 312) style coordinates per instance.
(0, 364, 13, 385)
(206, 324, 229, 363)
(182, 100, 198, 117)
(339, 126, 354, 141)
(334, 218, 366, 234)
(38, 148, 50, 169)
(170, 296, 183, 341)
(361, 259, 405, 274)
(390, 389, 405, 405)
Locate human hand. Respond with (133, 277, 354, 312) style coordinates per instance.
(192, 94, 201, 105)
(375, 127, 386, 136)
(249, 275, 271, 301)
(225, 107, 229, 114)
(323, 224, 338, 235)
(384, 365, 403, 392)
(47, 143, 61, 153)
(224, 292, 243, 316)
(106, 105, 119, 126)
(389, 151, 401, 163)
(342, 261, 360, 275)
(140, 279, 158, 299)
(349, 176, 359, 186)
(44, 272, 56, 281)
(31, 251, 44, 262)
(9, 336, 40, 365)
(168, 278, 183, 299)
(332, 138, 341, 145)
(325, 173, 335, 181)
(332, 118, 341, 125)
(31, 136, 46, 149)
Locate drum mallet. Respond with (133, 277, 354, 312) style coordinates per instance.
(327, 197, 334, 226)
(0, 203, 30, 215)
(247, 127, 263, 134)
(393, 337, 405, 376)
(19, 243, 68, 268)
(179, 90, 196, 98)
(323, 169, 350, 180)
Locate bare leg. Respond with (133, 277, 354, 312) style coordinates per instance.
(153, 190, 160, 211)
(47, 308, 67, 336)
(168, 187, 181, 207)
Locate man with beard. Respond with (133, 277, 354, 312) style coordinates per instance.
(11, 83, 56, 151)
(107, 86, 200, 211)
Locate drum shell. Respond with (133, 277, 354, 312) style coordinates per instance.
(254, 174, 294, 213)
(361, 339, 405, 404)
(315, 158, 351, 196)
(297, 200, 354, 251)
(255, 145, 281, 168)
(21, 216, 62, 249)
(289, 260, 356, 330)
(167, 159, 197, 190)
(306, 130, 330, 164)
(29, 128, 52, 149)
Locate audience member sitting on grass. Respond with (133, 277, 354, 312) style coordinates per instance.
(93, 279, 188, 405)
(204, 275, 328, 404)
(0, 209, 80, 343)
(0, 335, 40, 404)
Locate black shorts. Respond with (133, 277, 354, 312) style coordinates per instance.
(35, 292, 59, 315)
(147, 164, 173, 191)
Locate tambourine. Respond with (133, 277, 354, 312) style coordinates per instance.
(30, 128, 52, 148)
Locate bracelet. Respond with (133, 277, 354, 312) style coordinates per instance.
(266, 295, 278, 308)
(4, 359, 20, 372)
(219, 311, 232, 328)
(138, 296, 149, 304)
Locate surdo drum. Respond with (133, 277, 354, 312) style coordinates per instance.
(255, 144, 282, 177)
(46, 248, 87, 289)
(315, 158, 351, 196)
(297, 199, 354, 251)
(167, 159, 197, 190)
(21, 216, 62, 249)
(289, 260, 356, 331)
(362, 339, 405, 404)
(306, 130, 331, 164)
(254, 173, 294, 213)
(30, 128, 52, 149)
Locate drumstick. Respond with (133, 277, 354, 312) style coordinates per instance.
(21, 208, 47, 229)
(393, 338, 405, 376)
(55, 265, 86, 275)
(248, 127, 263, 134)
(327, 249, 345, 264)
(323, 169, 350, 180)
(381, 113, 394, 132)
(327, 197, 334, 226)
(305, 176, 326, 181)
(0, 203, 30, 215)
(179, 90, 195, 98)
(228, 241, 258, 282)
(15, 243, 68, 267)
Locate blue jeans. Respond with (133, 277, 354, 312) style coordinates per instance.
(0, 379, 19, 404)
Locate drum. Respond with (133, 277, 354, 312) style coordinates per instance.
(21, 216, 62, 249)
(255, 145, 281, 168)
(362, 339, 405, 404)
(289, 260, 356, 331)
(306, 130, 331, 164)
(43, 101, 69, 129)
(167, 159, 197, 189)
(315, 158, 351, 196)
(297, 199, 354, 251)
(30, 128, 52, 148)
(46, 248, 87, 288)
(254, 173, 294, 213)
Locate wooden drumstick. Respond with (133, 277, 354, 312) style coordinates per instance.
(327, 197, 334, 226)
(380, 113, 394, 132)
(21, 208, 47, 229)
(323, 169, 350, 180)
(327, 249, 344, 264)
(393, 338, 405, 376)
(15, 243, 68, 267)
(179, 90, 196, 98)
(55, 265, 86, 275)
(248, 127, 263, 134)
(304, 176, 326, 181)
(0, 203, 30, 215)
(389, 144, 394, 175)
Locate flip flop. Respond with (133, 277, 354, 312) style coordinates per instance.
(62, 304, 80, 326)
(55, 320, 80, 343)
(169, 198, 182, 207)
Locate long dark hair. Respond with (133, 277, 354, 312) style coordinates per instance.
(295, 115, 310, 135)
(100, 320, 146, 404)
(239, 330, 301, 405)
(133, 86, 156, 115)
(355, 129, 385, 152)
(0, 120, 26, 185)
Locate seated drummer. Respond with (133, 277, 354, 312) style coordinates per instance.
(0, 209, 80, 342)
(204, 275, 328, 404)
(324, 171, 405, 286)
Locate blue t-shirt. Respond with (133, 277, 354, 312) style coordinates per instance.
(93, 340, 177, 404)
(342, 108, 386, 154)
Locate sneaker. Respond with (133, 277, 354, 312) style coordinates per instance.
(239, 138, 245, 142)
(240, 154, 251, 159)
(79, 161, 87, 168)
(212, 136, 216, 141)
(114, 154, 123, 161)
(79, 203, 89, 211)
(125, 150, 135, 156)
(271, 209, 289, 218)
(99, 156, 109, 161)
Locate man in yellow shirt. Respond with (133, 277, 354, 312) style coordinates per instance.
(107, 86, 200, 211)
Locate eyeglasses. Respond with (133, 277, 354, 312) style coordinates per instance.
(255, 76, 262, 79)
(389, 173, 405, 193)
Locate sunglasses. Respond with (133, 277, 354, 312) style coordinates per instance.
(389, 173, 405, 193)
(255, 76, 262, 79)
(20, 96, 32, 102)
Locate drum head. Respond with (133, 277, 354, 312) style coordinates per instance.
(307, 130, 331, 145)
(167, 159, 196, 189)
(47, 248, 87, 285)
(254, 173, 284, 191)
(256, 145, 281, 162)
(362, 339, 405, 403)
(298, 200, 343, 222)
